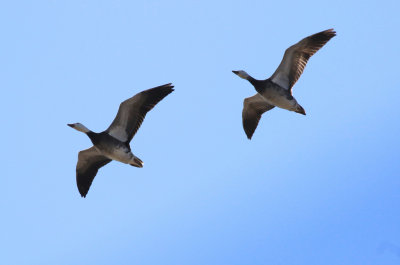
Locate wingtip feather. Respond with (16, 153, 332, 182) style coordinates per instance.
(159, 83, 175, 92)
(323, 28, 337, 37)
(78, 186, 88, 198)
(245, 130, 254, 140)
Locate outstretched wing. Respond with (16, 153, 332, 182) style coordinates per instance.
(76, 146, 112, 198)
(242, 93, 275, 139)
(270, 29, 336, 91)
(106, 83, 174, 143)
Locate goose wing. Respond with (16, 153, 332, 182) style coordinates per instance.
(270, 29, 336, 91)
(242, 93, 275, 139)
(76, 146, 112, 198)
(106, 83, 174, 143)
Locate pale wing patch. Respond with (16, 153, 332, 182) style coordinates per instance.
(107, 107, 130, 142)
(271, 46, 295, 90)
(108, 126, 128, 142)
(271, 72, 290, 89)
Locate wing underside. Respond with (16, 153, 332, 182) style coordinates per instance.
(242, 93, 275, 139)
(76, 146, 112, 197)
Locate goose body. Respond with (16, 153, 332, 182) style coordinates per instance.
(251, 79, 299, 111)
(86, 131, 143, 166)
(233, 29, 336, 139)
(68, 83, 174, 197)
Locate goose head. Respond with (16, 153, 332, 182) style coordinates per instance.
(232, 70, 250, 80)
(67, 123, 91, 133)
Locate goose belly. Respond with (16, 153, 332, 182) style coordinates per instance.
(98, 145, 134, 164)
(261, 90, 297, 111)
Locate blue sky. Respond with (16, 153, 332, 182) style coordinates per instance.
(1, 0, 400, 264)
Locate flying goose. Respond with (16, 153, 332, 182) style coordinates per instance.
(68, 83, 174, 197)
(233, 29, 336, 139)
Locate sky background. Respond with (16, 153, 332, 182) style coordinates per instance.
(1, 0, 400, 264)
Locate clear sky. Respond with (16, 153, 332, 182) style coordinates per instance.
(1, 0, 400, 264)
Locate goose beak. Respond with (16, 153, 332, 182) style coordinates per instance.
(232, 70, 239, 75)
(67, 124, 74, 128)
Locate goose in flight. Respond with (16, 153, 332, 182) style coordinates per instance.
(68, 83, 174, 197)
(233, 29, 336, 139)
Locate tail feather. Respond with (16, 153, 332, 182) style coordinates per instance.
(130, 156, 143, 168)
